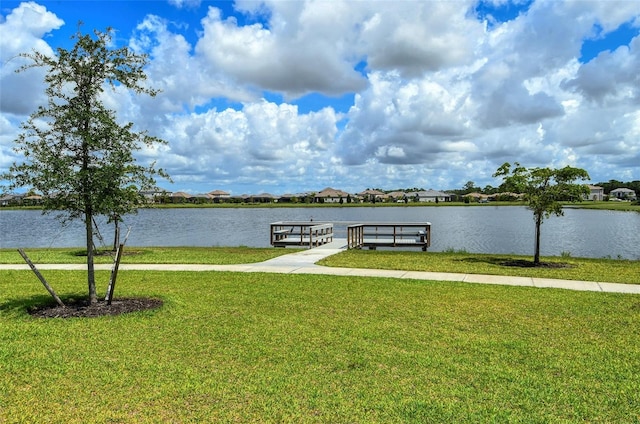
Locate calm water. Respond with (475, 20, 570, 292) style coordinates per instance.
(1, 206, 639, 259)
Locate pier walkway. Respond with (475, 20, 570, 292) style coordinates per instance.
(2, 238, 639, 294)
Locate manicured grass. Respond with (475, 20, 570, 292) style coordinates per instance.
(0, 246, 294, 265)
(319, 250, 640, 284)
(2, 270, 640, 422)
(3, 246, 638, 284)
(566, 201, 640, 212)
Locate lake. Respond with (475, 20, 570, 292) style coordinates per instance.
(1, 206, 638, 260)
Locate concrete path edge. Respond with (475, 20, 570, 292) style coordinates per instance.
(2, 250, 639, 294)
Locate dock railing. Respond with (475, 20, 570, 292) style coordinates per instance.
(270, 221, 334, 248)
(347, 222, 431, 251)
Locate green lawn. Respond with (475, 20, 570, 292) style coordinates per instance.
(0, 246, 294, 265)
(1, 270, 639, 423)
(565, 201, 640, 212)
(319, 250, 640, 284)
(3, 246, 638, 284)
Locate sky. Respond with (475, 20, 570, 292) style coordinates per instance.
(1, 0, 639, 195)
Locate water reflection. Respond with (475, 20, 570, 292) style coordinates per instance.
(1, 206, 638, 259)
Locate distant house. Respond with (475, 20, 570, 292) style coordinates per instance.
(610, 188, 637, 200)
(249, 193, 278, 203)
(409, 190, 451, 203)
(140, 187, 170, 203)
(586, 185, 604, 201)
(277, 194, 295, 203)
(169, 191, 193, 203)
(387, 191, 408, 202)
(23, 194, 43, 206)
(314, 187, 351, 203)
(0, 193, 24, 207)
(208, 190, 230, 202)
(464, 192, 489, 202)
(358, 189, 386, 202)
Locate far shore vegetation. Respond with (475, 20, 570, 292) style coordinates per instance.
(2, 199, 639, 212)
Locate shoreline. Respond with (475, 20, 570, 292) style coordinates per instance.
(2, 200, 639, 212)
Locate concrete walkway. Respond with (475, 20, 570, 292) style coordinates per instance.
(3, 240, 639, 294)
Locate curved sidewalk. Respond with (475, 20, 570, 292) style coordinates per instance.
(2, 242, 639, 294)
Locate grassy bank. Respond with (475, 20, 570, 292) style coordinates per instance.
(1, 270, 639, 422)
(564, 201, 640, 212)
(0, 246, 292, 265)
(319, 250, 640, 284)
(2, 247, 637, 284)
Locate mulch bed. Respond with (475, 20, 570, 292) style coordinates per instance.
(28, 297, 163, 319)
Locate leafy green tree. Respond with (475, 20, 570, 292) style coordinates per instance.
(463, 181, 479, 194)
(483, 185, 497, 195)
(4, 27, 169, 304)
(493, 162, 589, 265)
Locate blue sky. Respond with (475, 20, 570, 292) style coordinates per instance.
(1, 0, 639, 195)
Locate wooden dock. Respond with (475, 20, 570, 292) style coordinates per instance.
(347, 222, 431, 251)
(271, 221, 431, 251)
(270, 221, 334, 248)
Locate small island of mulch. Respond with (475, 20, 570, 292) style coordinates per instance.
(29, 297, 163, 319)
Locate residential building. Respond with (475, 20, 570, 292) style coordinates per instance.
(140, 187, 170, 203)
(610, 188, 637, 200)
(387, 191, 408, 202)
(358, 189, 387, 202)
(169, 191, 192, 203)
(408, 190, 452, 202)
(192, 194, 213, 203)
(208, 190, 230, 202)
(23, 194, 43, 206)
(0, 193, 25, 207)
(586, 185, 604, 201)
(314, 187, 351, 203)
(248, 193, 278, 203)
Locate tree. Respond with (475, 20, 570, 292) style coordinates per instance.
(4, 27, 169, 304)
(493, 162, 589, 265)
(463, 181, 478, 194)
(483, 185, 497, 195)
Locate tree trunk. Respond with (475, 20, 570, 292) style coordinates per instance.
(85, 210, 97, 304)
(113, 218, 120, 252)
(534, 213, 542, 265)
